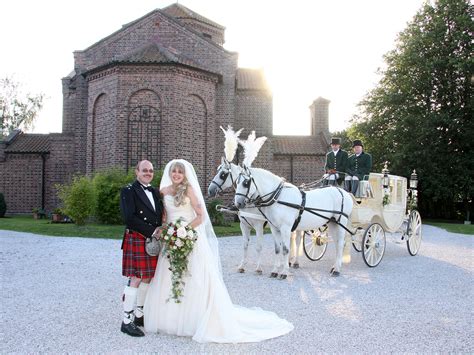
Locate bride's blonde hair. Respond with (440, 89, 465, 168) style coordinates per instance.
(169, 161, 189, 207)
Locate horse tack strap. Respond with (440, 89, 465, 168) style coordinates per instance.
(291, 190, 306, 232)
(256, 207, 279, 231)
(241, 216, 253, 228)
(254, 181, 285, 207)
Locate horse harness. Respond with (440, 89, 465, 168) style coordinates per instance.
(239, 173, 355, 235)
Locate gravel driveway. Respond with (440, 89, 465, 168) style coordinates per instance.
(1, 225, 473, 353)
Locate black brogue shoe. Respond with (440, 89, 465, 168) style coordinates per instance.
(121, 321, 145, 337)
(134, 316, 144, 327)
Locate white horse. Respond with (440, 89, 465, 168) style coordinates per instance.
(208, 158, 270, 274)
(234, 167, 354, 278)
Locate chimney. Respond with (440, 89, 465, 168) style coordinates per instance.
(310, 97, 330, 138)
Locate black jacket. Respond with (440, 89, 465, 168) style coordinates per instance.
(325, 149, 349, 183)
(120, 180, 164, 238)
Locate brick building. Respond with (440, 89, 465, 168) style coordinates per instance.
(0, 3, 331, 214)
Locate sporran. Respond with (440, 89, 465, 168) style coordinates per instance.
(145, 235, 162, 256)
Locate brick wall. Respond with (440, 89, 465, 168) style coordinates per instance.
(272, 155, 326, 185)
(310, 97, 330, 142)
(235, 90, 273, 137)
(45, 134, 75, 211)
(0, 154, 44, 214)
(84, 64, 218, 190)
(62, 75, 88, 174)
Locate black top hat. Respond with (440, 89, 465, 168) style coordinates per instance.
(331, 137, 341, 145)
(352, 139, 363, 147)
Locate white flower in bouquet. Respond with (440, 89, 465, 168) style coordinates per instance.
(187, 230, 194, 239)
(175, 238, 184, 247)
(167, 227, 174, 235)
(164, 235, 169, 240)
(177, 226, 187, 239)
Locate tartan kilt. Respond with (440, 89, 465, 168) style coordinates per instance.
(122, 230, 158, 279)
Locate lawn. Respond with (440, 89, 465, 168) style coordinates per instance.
(424, 220, 474, 235)
(3, 215, 470, 238)
(0, 215, 250, 239)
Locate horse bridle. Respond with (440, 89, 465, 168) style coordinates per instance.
(235, 173, 259, 204)
(210, 162, 237, 193)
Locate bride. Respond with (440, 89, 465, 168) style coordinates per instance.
(144, 159, 293, 343)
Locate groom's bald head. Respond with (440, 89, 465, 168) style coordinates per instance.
(136, 160, 153, 171)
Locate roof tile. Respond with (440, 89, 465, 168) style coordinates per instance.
(273, 135, 327, 155)
(4, 133, 50, 153)
(161, 3, 225, 30)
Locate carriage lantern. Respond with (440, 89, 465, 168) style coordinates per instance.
(409, 170, 418, 189)
(382, 161, 390, 189)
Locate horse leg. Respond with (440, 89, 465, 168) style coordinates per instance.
(294, 230, 304, 269)
(269, 225, 281, 278)
(330, 224, 345, 277)
(237, 221, 251, 273)
(289, 231, 296, 267)
(342, 232, 352, 264)
(278, 225, 292, 279)
(254, 222, 264, 275)
(289, 231, 302, 269)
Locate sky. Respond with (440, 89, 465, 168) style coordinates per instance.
(0, 0, 426, 135)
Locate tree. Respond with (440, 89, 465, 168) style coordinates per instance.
(0, 76, 45, 137)
(350, 0, 473, 220)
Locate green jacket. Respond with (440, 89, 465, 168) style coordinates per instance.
(325, 150, 348, 183)
(347, 152, 372, 180)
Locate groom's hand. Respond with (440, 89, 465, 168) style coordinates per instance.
(152, 226, 162, 238)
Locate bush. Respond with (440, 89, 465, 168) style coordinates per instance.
(93, 167, 164, 224)
(207, 199, 230, 226)
(93, 169, 131, 224)
(0, 193, 6, 217)
(57, 176, 95, 225)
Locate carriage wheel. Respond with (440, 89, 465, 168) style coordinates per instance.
(406, 210, 422, 256)
(303, 230, 328, 261)
(352, 231, 363, 252)
(362, 223, 386, 267)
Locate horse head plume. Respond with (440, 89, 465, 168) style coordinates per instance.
(220, 125, 243, 162)
(239, 131, 267, 167)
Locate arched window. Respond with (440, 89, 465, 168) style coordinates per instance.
(127, 105, 161, 169)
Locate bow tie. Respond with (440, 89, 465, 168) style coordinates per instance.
(141, 185, 153, 192)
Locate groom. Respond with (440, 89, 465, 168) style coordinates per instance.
(120, 160, 164, 337)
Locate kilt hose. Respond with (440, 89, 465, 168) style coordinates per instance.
(122, 230, 158, 279)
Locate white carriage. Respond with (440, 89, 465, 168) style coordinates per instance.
(303, 169, 422, 267)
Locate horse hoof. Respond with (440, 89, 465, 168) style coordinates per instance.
(330, 268, 340, 277)
(279, 274, 288, 280)
(293, 263, 299, 269)
(255, 270, 263, 275)
(270, 272, 278, 278)
(238, 268, 245, 273)
(288, 262, 292, 267)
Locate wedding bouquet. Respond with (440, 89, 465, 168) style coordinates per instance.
(159, 218, 198, 303)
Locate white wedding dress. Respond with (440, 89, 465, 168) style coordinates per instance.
(144, 194, 294, 343)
